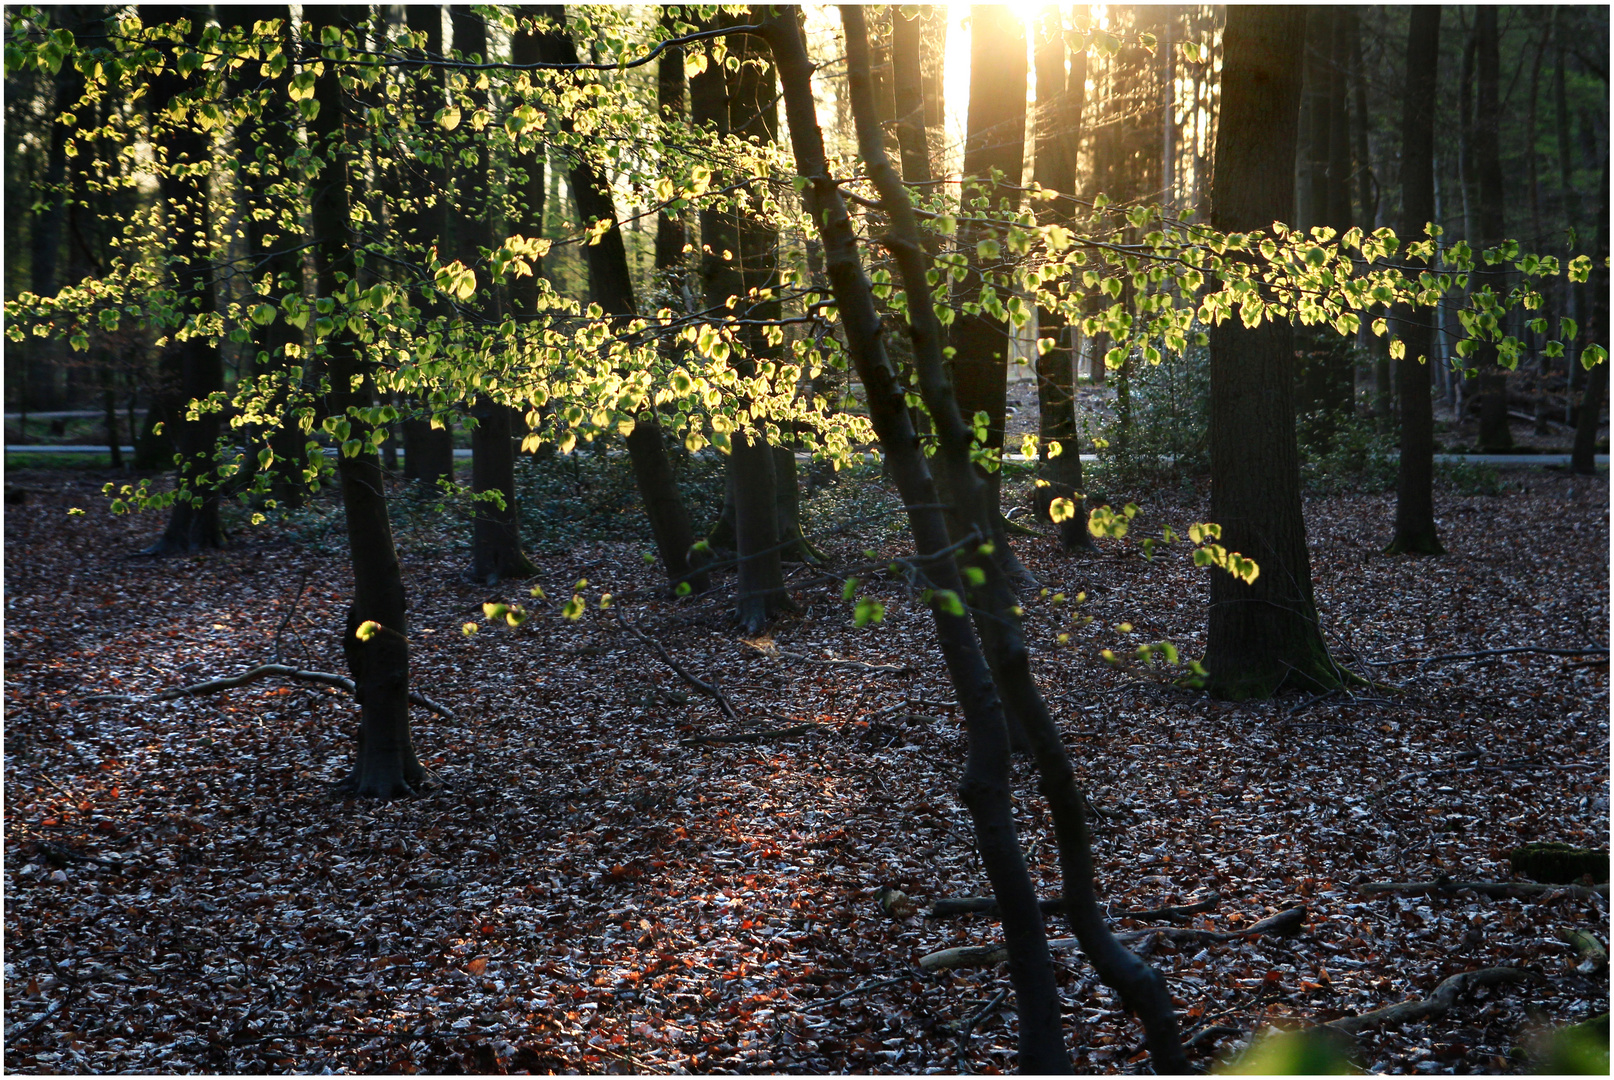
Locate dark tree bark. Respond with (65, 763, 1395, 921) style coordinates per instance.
(536, 9, 709, 595)
(1031, 8, 1092, 552)
(450, 5, 538, 583)
(828, 10, 1192, 1071)
(1203, 6, 1345, 700)
(220, 5, 307, 508)
(145, 4, 225, 555)
(1554, 16, 1589, 424)
(1572, 159, 1609, 475)
(918, 4, 946, 178)
(1473, 6, 1513, 451)
(400, 4, 456, 495)
(1297, 6, 1332, 233)
(760, 10, 1065, 1068)
(891, 5, 931, 186)
(1386, 7, 1444, 556)
(306, 5, 421, 798)
(1324, 8, 1353, 234)
(952, 6, 1032, 583)
(653, 7, 688, 294)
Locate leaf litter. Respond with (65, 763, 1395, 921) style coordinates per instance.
(3, 465, 1607, 1073)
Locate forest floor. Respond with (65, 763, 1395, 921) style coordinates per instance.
(3, 460, 1608, 1074)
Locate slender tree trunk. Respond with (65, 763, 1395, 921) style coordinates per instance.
(1555, 17, 1588, 424)
(1473, 7, 1513, 451)
(1386, 7, 1444, 556)
(536, 8, 709, 594)
(834, 10, 1191, 1071)
(145, 4, 225, 555)
(761, 11, 1064, 1067)
(307, 5, 421, 798)
(891, 4, 932, 187)
(1031, 9, 1093, 551)
(1204, 6, 1344, 700)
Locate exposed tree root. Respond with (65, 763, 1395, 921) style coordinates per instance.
(83, 664, 456, 719)
(919, 905, 1305, 971)
(1367, 645, 1609, 672)
(1358, 879, 1610, 900)
(1321, 967, 1544, 1037)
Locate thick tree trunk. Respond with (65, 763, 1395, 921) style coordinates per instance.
(890, 6, 931, 186)
(1031, 8, 1092, 552)
(145, 4, 224, 555)
(1473, 7, 1513, 451)
(1387, 7, 1445, 556)
(952, 6, 1032, 584)
(537, 10, 709, 594)
(1204, 6, 1344, 700)
(308, 6, 421, 799)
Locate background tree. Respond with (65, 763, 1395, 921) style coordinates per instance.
(1386, 7, 1444, 556)
(1202, 5, 1345, 700)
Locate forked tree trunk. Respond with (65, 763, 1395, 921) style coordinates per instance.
(769, 9, 1191, 1072)
(536, 8, 709, 595)
(307, 6, 421, 798)
(1031, 8, 1093, 551)
(146, 4, 224, 555)
(1386, 7, 1444, 555)
(1203, 6, 1345, 700)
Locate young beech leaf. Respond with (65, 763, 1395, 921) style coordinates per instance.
(483, 602, 509, 620)
(462, 622, 479, 636)
(562, 595, 585, 621)
(853, 598, 884, 627)
(355, 620, 381, 642)
(1049, 497, 1076, 523)
(505, 606, 529, 627)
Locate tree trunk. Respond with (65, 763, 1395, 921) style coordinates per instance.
(1572, 159, 1609, 475)
(1296, 6, 1330, 233)
(1473, 7, 1513, 451)
(1386, 7, 1444, 556)
(537, 9, 709, 594)
(953, 6, 1032, 584)
(221, 5, 306, 509)
(450, 6, 537, 582)
(1031, 9, 1093, 551)
(145, 4, 225, 555)
(891, 5, 932, 186)
(307, 5, 421, 798)
(761, 11, 1065, 1068)
(1204, 6, 1344, 700)
(401, 4, 457, 497)
(1555, 17, 1589, 424)
(828, 11, 1192, 1071)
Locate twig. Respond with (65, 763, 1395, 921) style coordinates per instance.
(955, 986, 1009, 1071)
(801, 974, 912, 1012)
(928, 891, 1221, 922)
(614, 609, 741, 724)
(1365, 645, 1608, 671)
(5, 993, 72, 1042)
(272, 568, 311, 664)
(83, 663, 456, 719)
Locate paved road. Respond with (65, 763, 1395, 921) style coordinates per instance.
(7, 446, 1608, 469)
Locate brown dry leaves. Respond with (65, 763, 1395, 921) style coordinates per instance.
(3, 465, 1607, 1073)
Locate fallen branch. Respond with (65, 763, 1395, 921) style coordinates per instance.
(928, 891, 1220, 922)
(919, 906, 1305, 970)
(801, 974, 912, 1012)
(769, 648, 914, 674)
(1359, 879, 1610, 900)
(679, 723, 820, 747)
(955, 986, 1009, 1071)
(1562, 930, 1608, 968)
(1365, 645, 1608, 672)
(84, 663, 456, 719)
(1321, 967, 1542, 1037)
(614, 610, 741, 724)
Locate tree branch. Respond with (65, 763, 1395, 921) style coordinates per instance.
(84, 663, 456, 719)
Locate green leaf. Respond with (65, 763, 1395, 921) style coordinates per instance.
(932, 590, 965, 617)
(842, 577, 859, 601)
(853, 598, 884, 627)
(355, 620, 381, 642)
